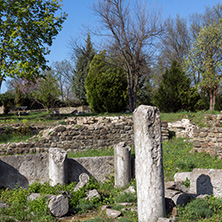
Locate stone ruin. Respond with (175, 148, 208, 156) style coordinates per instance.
(1, 105, 222, 221)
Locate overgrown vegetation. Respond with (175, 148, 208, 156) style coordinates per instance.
(0, 178, 138, 221)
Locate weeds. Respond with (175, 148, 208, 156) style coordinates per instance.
(178, 195, 222, 222)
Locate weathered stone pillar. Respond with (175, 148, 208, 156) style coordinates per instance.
(114, 142, 131, 188)
(49, 148, 67, 186)
(133, 105, 165, 222)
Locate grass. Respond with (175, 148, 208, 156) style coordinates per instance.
(1, 137, 222, 221)
(0, 111, 132, 125)
(162, 138, 222, 181)
(160, 110, 221, 127)
(68, 147, 114, 158)
(0, 133, 34, 144)
(1, 110, 222, 220)
(68, 137, 222, 182)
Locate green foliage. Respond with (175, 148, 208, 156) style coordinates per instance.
(114, 191, 137, 203)
(0, 187, 56, 222)
(0, 92, 15, 114)
(178, 195, 222, 222)
(0, 0, 67, 89)
(183, 178, 190, 188)
(31, 70, 61, 110)
(85, 51, 128, 113)
(137, 76, 153, 106)
(73, 33, 96, 104)
(184, 20, 222, 110)
(153, 61, 200, 112)
(14, 86, 22, 107)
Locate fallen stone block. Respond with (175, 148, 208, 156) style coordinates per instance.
(106, 208, 122, 219)
(189, 168, 222, 197)
(122, 185, 136, 194)
(27, 193, 41, 201)
(174, 172, 191, 183)
(157, 217, 173, 222)
(48, 195, 69, 218)
(86, 189, 101, 201)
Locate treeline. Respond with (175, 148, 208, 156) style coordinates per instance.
(1, 1, 222, 114)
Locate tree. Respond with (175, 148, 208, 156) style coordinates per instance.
(93, 0, 163, 111)
(187, 3, 222, 86)
(30, 71, 61, 111)
(159, 15, 191, 68)
(153, 61, 199, 112)
(185, 20, 222, 111)
(13, 71, 60, 111)
(0, 0, 67, 89)
(14, 85, 22, 107)
(0, 91, 14, 114)
(72, 33, 96, 104)
(53, 60, 75, 103)
(85, 51, 128, 113)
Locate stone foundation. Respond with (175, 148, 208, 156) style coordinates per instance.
(0, 116, 169, 155)
(193, 127, 222, 158)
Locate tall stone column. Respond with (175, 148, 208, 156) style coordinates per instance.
(133, 105, 165, 222)
(114, 142, 131, 188)
(49, 148, 67, 186)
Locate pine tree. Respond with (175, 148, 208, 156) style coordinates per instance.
(153, 61, 199, 112)
(72, 33, 96, 104)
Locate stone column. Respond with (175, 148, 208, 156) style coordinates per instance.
(114, 142, 131, 188)
(49, 148, 67, 186)
(133, 105, 165, 222)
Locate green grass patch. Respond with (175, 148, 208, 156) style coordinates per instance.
(68, 147, 114, 158)
(0, 133, 34, 144)
(68, 146, 135, 158)
(160, 110, 221, 127)
(163, 138, 222, 181)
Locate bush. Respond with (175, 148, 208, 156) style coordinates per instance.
(178, 196, 222, 221)
(153, 61, 200, 112)
(85, 51, 128, 113)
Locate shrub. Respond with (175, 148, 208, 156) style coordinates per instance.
(153, 61, 200, 112)
(178, 196, 222, 221)
(85, 51, 128, 113)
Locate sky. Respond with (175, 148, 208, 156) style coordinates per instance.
(1, 0, 221, 93)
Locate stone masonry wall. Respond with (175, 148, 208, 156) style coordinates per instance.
(0, 116, 169, 155)
(0, 153, 114, 188)
(193, 127, 222, 158)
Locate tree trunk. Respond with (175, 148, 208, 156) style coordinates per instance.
(127, 81, 137, 112)
(209, 88, 216, 111)
(0, 77, 3, 91)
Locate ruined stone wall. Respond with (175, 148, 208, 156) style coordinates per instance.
(0, 116, 169, 155)
(0, 153, 114, 188)
(193, 127, 222, 158)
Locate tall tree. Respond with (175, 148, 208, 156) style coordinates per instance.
(31, 71, 61, 111)
(153, 61, 199, 112)
(93, 0, 163, 111)
(53, 60, 74, 102)
(159, 15, 191, 68)
(85, 51, 128, 113)
(72, 33, 96, 104)
(0, 0, 67, 89)
(185, 20, 222, 111)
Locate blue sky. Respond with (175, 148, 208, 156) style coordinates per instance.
(46, 0, 221, 64)
(1, 0, 221, 92)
